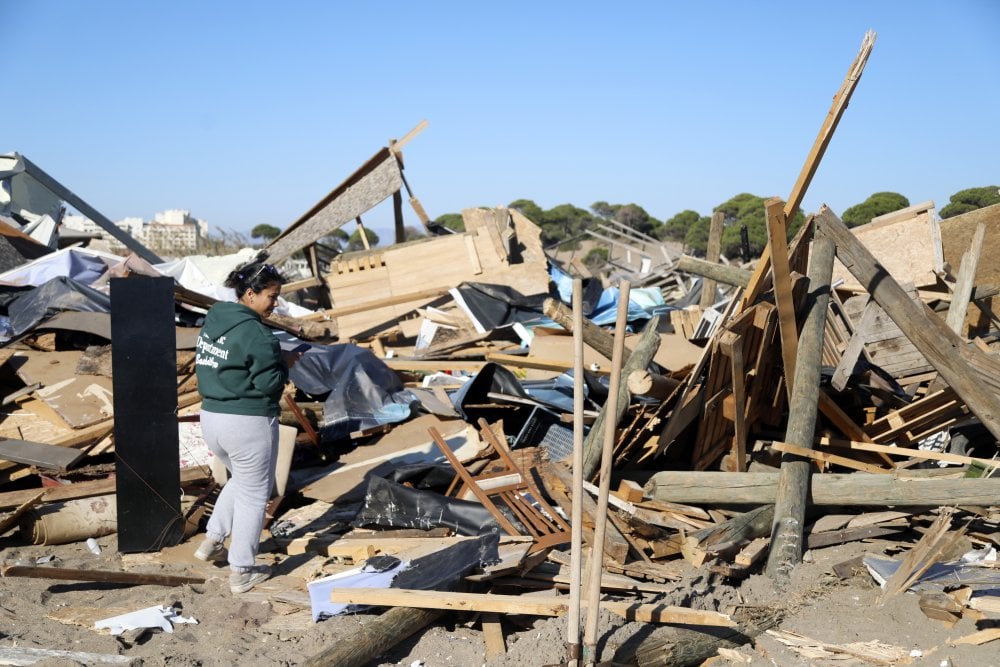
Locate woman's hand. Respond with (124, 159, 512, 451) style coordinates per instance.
(282, 350, 305, 368)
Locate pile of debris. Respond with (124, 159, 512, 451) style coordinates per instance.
(2, 31, 1000, 667)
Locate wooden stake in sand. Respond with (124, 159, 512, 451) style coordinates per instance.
(567, 278, 585, 666)
(583, 281, 630, 665)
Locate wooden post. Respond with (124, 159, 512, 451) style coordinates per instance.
(819, 207, 1000, 443)
(392, 190, 406, 244)
(583, 281, 630, 665)
(543, 298, 631, 366)
(302, 606, 443, 667)
(676, 255, 751, 288)
(765, 226, 835, 585)
(700, 211, 726, 308)
(581, 314, 660, 480)
(567, 279, 585, 666)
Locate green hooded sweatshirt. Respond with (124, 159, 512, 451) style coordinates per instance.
(195, 302, 288, 416)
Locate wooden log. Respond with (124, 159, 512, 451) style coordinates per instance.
(626, 369, 681, 400)
(766, 226, 835, 583)
(676, 256, 751, 288)
(0, 564, 204, 587)
(543, 297, 631, 366)
(302, 606, 444, 667)
(643, 471, 1000, 506)
(581, 314, 660, 480)
(632, 607, 782, 667)
(820, 206, 1000, 443)
(700, 211, 726, 308)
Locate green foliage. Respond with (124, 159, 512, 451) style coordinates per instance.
(403, 225, 427, 241)
(684, 216, 710, 254)
(433, 213, 465, 233)
(708, 194, 805, 259)
(583, 246, 609, 268)
(841, 192, 910, 228)
(508, 199, 545, 224)
(590, 201, 661, 236)
(662, 209, 703, 242)
(250, 223, 281, 241)
(940, 186, 1000, 219)
(347, 227, 380, 251)
(538, 203, 596, 247)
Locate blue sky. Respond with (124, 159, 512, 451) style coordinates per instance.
(6, 1, 999, 243)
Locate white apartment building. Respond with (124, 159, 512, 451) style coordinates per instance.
(62, 210, 208, 257)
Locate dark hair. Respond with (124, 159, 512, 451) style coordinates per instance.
(224, 251, 285, 296)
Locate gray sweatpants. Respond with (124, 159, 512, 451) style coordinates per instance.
(200, 410, 278, 572)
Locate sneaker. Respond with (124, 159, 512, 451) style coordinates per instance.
(194, 539, 226, 563)
(229, 564, 271, 594)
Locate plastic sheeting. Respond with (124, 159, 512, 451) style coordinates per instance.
(289, 343, 418, 443)
(6, 276, 111, 336)
(0, 247, 112, 288)
(450, 282, 549, 335)
(352, 475, 505, 536)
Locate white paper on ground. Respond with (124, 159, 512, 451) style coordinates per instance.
(95, 605, 198, 635)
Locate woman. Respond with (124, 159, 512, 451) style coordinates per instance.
(193, 255, 302, 594)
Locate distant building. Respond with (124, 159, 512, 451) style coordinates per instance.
(62, 209, 209, 257)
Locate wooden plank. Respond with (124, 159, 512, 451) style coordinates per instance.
(0, 647, 136, 665)
(0, 438, 85, 471)
(816, 437, 999, 471)
(481, 614, 506, 659)
(764, 198, 798, 399)
(719, 332, 748, 472)
(326, 588, 736, 627)
(944, 222, 986, 334)
(831, 298, 878, 391)
(771, 441, 888, 474)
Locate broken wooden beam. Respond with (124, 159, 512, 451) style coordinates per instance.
(643, 472, 1000, 506)
(700, 211, 726, 307)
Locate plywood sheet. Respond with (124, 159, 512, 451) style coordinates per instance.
(940, 203, 1000, 286)
(11, 351, 115, 428)
(832, 202, 939, 291)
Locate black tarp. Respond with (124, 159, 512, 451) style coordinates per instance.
(6, 276, 110, 336)
(288, 343, 418, 444)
